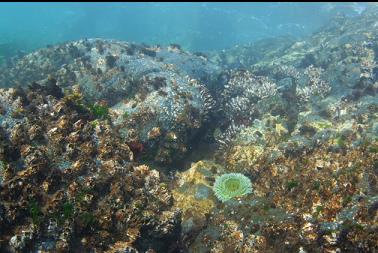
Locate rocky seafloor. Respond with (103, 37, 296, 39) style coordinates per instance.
(0, 7, 377, 253)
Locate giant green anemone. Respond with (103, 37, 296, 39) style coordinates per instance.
(213, 173, 252, 202)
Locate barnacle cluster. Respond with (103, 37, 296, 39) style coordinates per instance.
(0, 84, 180, 252)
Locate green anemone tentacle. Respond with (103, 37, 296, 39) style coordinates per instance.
(213, 173, 252, 202)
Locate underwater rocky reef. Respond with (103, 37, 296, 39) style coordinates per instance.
(0, 7, 377, 253)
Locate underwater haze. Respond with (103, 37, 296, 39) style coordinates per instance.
(0, 2, 369, 57)
(1, 2, 378, 253)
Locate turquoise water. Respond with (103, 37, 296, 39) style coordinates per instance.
(0, 2, 367, 56)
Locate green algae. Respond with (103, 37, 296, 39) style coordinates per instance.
(63, 201, 75, 219)
(28, 199, 42, 225)
(89, 103, 109, 119)
(287, 180, 299, 191)
(79, 212, 96, 227)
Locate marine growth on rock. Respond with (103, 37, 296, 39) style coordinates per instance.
(1, 5, 378, 252)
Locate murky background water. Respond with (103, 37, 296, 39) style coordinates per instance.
(0, 2, 367, 57)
